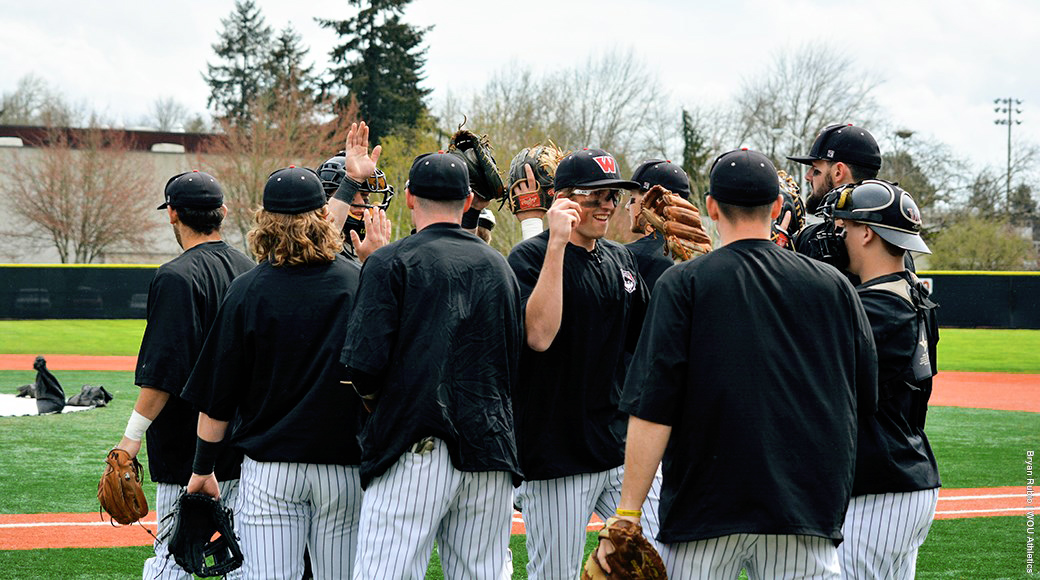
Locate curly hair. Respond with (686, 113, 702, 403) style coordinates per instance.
(247, 207, 343, 266)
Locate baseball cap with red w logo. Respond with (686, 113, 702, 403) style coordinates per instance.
(554, 148, 640, 191)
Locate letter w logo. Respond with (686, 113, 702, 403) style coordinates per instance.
(593, 156, 617, 174)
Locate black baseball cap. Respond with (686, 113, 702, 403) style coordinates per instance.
(407, 152, 470, 200)
(157, 170, 224, 210)
(554, 148, 640, 191)
(787, 124, 882, 171)
(708, 148, 780, 207)
(630, 159, 691, 199)
(263, 166, 326, 214)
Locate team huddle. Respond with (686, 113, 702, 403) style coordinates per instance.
(103, 120, 941, 579)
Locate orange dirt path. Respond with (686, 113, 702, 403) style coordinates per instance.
(0, 354, 136, 372)
(0, 358, 1036, 412)
(1, 487, 1032, 550)
(930, 371, 1039, 412)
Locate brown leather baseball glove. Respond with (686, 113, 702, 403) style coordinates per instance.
(583, 517, 667, 579)
(97, 448, 149, 525)
(506, 142, 567, 214)
(772, 169, 806, 250)
(640, 184, 712, 261)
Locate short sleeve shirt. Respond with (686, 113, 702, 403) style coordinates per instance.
(852, 271, 941, 495)
(508, 231, 649, 480)
(182, 257, 362, 466)
(341, 224, 523, 488)
(134, 241, 255, 484)
(626, 234, 674, 292)
(622, 239, 877, 544)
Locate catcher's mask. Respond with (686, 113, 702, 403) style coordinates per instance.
(343, 168, 395, 242)
(831, 179, 930, 254)
(807, 183, 857, 268)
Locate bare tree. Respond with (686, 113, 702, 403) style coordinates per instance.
(1, 127, 158, 262)
(199, 88, 355, 248)
(0, 74, 83, 127)
(149, 97, 191, 132)
(734, 43, 882, 172)
(441, 50, 674, 174)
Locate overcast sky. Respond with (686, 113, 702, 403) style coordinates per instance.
(1, 0, 1037, 172)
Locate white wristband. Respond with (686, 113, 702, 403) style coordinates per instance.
(124, 410, 153, 441)
(520, 217, 543, 240)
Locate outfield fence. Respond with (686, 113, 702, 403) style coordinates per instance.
(1, 265, 1038, 328)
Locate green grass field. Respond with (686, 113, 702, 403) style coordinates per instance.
(0, 324, 1036, 578)
(3, 320, 1038, 373)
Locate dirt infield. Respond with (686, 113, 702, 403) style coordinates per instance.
(930, 371, 1040, 413)
(3, 356, 1036, 412)
(0, 354, 136, 372)
(1, 486, 1030, 550)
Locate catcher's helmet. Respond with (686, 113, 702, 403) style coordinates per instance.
(318, 152, 347, 198)
(831, 179, 930, 254)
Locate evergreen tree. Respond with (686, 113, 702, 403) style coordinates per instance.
(319, 0, 432, 143)
(204, 0, 273, 125)
(680, 108, 713, 209)
(264, 24, 318, 103)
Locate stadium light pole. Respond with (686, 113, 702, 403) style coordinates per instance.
(994, 97, 1023, 213)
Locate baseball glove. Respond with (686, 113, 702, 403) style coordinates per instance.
(97, 448, 149, 525)
(162, 492, 243, 578)
(506, 143, 566, 214)
(582, 517, 667, 579)
(640, 184, 712, 261)
(772, 169, 806, 250)
(447, 123, 506, 201)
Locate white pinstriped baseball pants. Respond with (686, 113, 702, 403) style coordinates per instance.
(353, 438, 514, 580)
(659, 533, 842, 579)
(238, 456, 362, 580)
(838, 488, 939, 580)
(515, 465, 664, 580)
(143, 479, 241, 580)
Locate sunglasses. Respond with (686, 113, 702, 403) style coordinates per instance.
(570, 188, 623, 206)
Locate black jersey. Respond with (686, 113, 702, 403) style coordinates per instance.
(181, 256, 362, 466)
(852, 271, 941, 496)
(622, 239, 878, 545)
(341, 223, 523, 488)
(135, 240, 254, 485)
(507, 231, 649, 480)
(625, 234, 673, 292)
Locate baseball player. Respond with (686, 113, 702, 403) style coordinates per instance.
(625, 159, 694, 291)
(506, 148, 663, 578)
(787, 124, 915, 281)
(342, 152, 523, 579)
(322, 121, 393, 265)
(114, 170, 254, 580)
(182, 166, 364, 579)
(831, 180, 941, 579)
(604, 149, 878, 579)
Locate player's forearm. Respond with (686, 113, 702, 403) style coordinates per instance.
(117, 387, 170, 454)
(524, 243, 566, 351)
(192, 412, 229, 478)
(328, 197, 351, 231)
(133, 386, 170, 419)
(197, 412, 229, 443)
(618, 416, 671, 514)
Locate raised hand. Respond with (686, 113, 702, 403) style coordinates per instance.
(344, 121, 382, 182)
